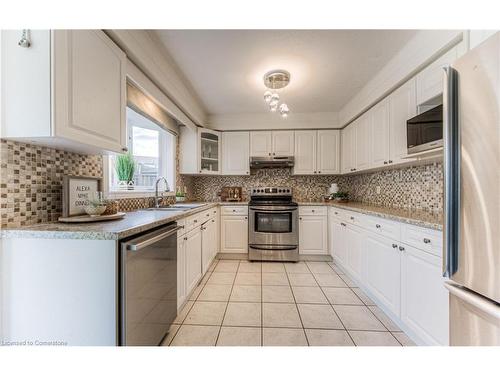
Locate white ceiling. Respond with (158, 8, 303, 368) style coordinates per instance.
(155, 30, 418, 116)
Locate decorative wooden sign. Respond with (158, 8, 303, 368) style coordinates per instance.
(62, 175, 101, 217)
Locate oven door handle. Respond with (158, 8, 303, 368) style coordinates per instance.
(249, 245, 298, 251)
(249, 208, 298, 213)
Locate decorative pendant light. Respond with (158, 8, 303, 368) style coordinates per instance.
(263, 70, 291, 118)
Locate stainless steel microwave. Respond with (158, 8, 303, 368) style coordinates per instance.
(407, 104, 443, 154)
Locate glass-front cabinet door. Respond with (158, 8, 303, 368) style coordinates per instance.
(198, 129, 221, 174)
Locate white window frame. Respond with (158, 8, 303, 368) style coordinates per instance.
(103, 115, 177, 199)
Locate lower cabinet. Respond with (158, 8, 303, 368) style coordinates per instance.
(177, 236, 187, 309)
(201, 218, 218, 274)
(400, 244, 449, 345)
(344, 223, 364, 283)
(364, 231, 401, 317)
(185, 226, 202, 296)
(299, 213, 328, 255)
(328, 207, 448, 345)
(221, 210, 248, 253)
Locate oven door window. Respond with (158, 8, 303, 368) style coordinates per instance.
(255, 212, 292, 233)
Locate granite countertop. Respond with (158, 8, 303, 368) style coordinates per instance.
(1, 203, 219, 241)
(297, 201, 443, 231)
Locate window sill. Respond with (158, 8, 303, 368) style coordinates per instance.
(106, 191, 176, 199)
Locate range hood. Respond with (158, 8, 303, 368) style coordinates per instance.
(250, 156, 294, 169)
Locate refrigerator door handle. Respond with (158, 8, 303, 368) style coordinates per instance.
(445, 281, 500, 321)
(442, 66, 460, 278)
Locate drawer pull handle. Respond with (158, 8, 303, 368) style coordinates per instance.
(341, 222, 346, 227)
(375, 224, 381, 228)
(392, 244, 398, 248)
(350, 216, 354, 220)
(423, 238, 431, 244)
(312, 209, 315, 212)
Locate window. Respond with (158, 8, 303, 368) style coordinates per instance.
(108, 107, 175, 193)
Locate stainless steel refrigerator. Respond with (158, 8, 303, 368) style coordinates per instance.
(443, 32, 500, 345)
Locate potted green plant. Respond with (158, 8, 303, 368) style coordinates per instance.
(331, 191, 349, 202)
(115, 152, 135, 190)
(176, 186, 186, 202)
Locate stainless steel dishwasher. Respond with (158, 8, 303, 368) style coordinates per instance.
(120, 222, 181, 346)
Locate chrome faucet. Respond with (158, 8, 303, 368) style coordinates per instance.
(155, 177, 170, 208)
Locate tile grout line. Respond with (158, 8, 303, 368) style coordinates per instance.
(284, 262, 310, 346)
(214, 260, 240, 346)
(306, 261, 357, 346)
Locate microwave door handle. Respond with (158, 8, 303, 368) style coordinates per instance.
(442, 66, 460, 278)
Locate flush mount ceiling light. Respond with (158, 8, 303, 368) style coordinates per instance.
(263, 70, 290, 118)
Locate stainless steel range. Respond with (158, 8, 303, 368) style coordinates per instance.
(248, 187, 299, 262)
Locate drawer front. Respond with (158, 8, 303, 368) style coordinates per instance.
(199, 208, 214, 222)
(299, 206, 327, 216)
(363, 215, 401, 241)
(344, 210, 369, 228)
(185, 213, 203, 231)
(401, 224, 442, 257)
(328, 207, 346, 219)
(221, 206, 248, 216)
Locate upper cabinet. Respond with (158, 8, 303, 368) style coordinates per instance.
(341, 122, 356, 173)
(416, 46, 458, 106)
(389, 78, 417, 164)
(370, 98, 391, 168)
(1, 30, 127, 154)
(222, 131, 250, 175)
(317, 130, 340, 174)
(180, 127, 221, 175)
(294, 130, 340, 175)
(355, 113, 371, 170)
(250, 131, 294, 157)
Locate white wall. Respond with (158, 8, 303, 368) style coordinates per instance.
(339, 30, 466, 126)
(208, 111, 339, 131)
(106, 30, 208, 127)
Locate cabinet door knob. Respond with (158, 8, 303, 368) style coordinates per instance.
(318, 171, 321, 174)
(194, 220, 197, 223)
(314, 171, 317, 174)
(392, 244, 398, 248)
(269, 152, 271, 156)
(299, 217, 302, 220)
(399, 246, 405, 251)
(383, 161, 388, 165)
(244, 217, 248, 220)
(375, 224, 381, 228)
(350, 216, 354, 220)
(122, 147, 128, 152)
(273, 152, 275, 156)
(388, 160, 393, 164)
(423, 238, 431, 244)
(184, 237, 187, 241)
(312, 209, 315, 213)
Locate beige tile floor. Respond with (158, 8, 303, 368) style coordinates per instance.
(163, 259, 416, 346)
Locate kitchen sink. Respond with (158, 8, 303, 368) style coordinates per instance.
(142, 207, 192, 212)
(169, 203, 206, 208)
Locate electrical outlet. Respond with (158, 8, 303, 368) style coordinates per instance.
(376, 186, 381, 194)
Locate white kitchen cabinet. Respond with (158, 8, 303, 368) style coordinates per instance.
(469, 30, 498, 50)
(293, 130, 317, 175)
(344, 223, 364, 283)
(250, 131, 294, 157)
(370, 98, 391, 168)
(330, 217, 347, 264)
(299, 210, 328, 255)
(364, 231, 401, 317)
(177, 236, 187, 309)
(185, 226, 202, 294)
(355, 114, 371, 171)
(221, 210, 248, 254)
(180, 127, 221, 175)
(400, 244, 449, 345)
(201, 218, 217, 274)
(272, 131, 295, 156)
(389, 78, 417, 164)
(250, 131, 273, 156)
(294, 130, 340, 175)
(416, 46, 458, 106)
(341, 122, 357, 173)
(1, 30, 127, 154)
(222, 131, 250, 175)
(317, 130, 341, 174)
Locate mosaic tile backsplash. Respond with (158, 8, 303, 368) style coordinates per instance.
(0, 140, 103, 227)
(189, 162, 444, 212)
(1, 138, 442, 228)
